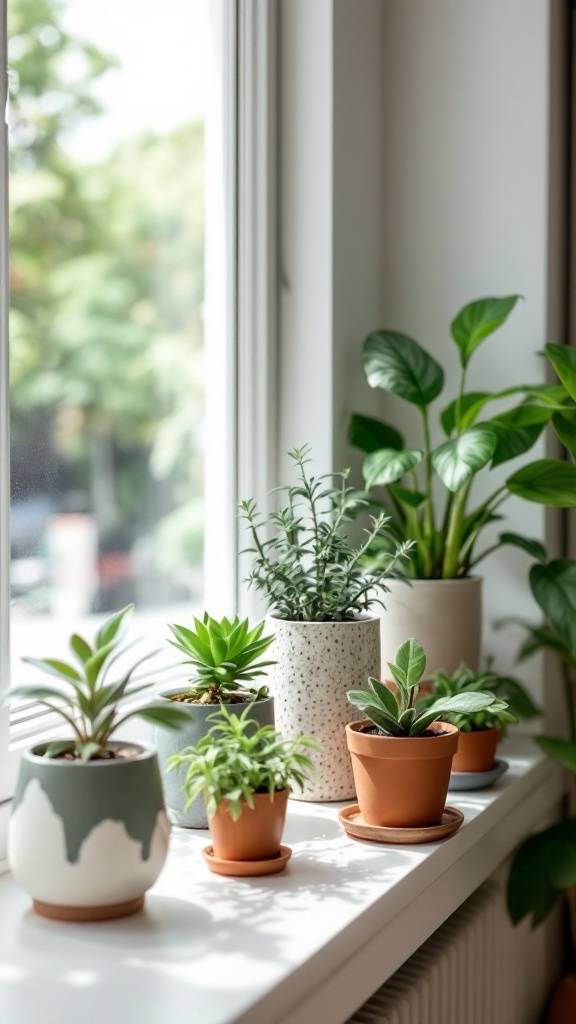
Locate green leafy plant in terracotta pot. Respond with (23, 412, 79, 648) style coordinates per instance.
(417, 663, 538, 773)
(240, 443, 413, 802)
(155, 612, 276, 828)
(346, 639, 504, 828)
(350, 295, 565, 678)
(167, 705, 318, 875)
(2, 604, 190, 921)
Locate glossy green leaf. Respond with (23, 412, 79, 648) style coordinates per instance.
(507, 822, 571, 926)
(70, 634, 92, 665)
(362, 331, 444, 408)
(135, 702, 194, 729)
(489, 405, 550, 468)
(537, 736, 576, 773)
(388, 484, 426, 509)
(432, 426, 497, 493)
(450, 295, 521, 368)
(440, 392, 491, 434)
(363, 448, 424, 489)
(393, 638, 426, 689)
(96, 604, 133, 649)
(367, 677, 400, 717)
(545, 343, 576, 403)
(348, 413, 404, 453)
(498, 533, 547, 562)
(507, 459, 576, 506)
(529, 558, 576, 651)
(21, 658, 81, 684)
(552, 411, 576, 458)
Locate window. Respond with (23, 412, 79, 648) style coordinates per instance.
(0, 0, 271, 813)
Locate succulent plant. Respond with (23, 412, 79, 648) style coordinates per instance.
(1, 604, 190, 760)
(347, 638, 506, 738)
(167, 613, 275, 704)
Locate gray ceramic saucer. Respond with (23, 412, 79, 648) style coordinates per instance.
(448, 758, 509, 791)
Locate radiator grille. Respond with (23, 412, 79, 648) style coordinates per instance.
(348, 880, 563, 1024)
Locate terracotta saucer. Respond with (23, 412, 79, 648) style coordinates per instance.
(338, 805, 464, 845)
(201, 844, 292, 877)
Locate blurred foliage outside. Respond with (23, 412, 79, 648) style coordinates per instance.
(8, 0, 204, 612)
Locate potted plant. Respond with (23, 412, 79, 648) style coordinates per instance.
(155, 612, 276, 828)
(2, 604, 190, 921)
(240, 444, 413, 801)
(417, 663, 538, 773)
(167, 705, 317, 875)
(350, 295, 563, 678)
(346, 639, 504, 827)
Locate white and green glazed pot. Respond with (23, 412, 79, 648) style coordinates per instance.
(264, 615, 380, 802)
(155, 690, 275, 829)
(8, 742, 170, 922)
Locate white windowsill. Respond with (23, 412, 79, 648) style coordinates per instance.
(0, 738, 564, 1024)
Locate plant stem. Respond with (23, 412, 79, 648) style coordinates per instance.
(456, 367, 467, 434)
(421, 407, 436, 543)
(442, 483, 470, 578)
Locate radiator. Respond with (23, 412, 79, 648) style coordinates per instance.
(348, 879, 564, 1024)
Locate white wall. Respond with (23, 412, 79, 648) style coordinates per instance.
(279, 0, 568, 713)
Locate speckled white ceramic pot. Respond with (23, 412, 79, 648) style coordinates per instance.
(264, 615, 380, 801)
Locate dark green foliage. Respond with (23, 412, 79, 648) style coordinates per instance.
(417, 662, 537, 733)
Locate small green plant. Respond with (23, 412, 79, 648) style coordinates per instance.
(167, 705, 318, 820)
(347, 638, 505, 738)
(240, 444, 413, 622)
(416, 662, 535, 733)
(166, 613, 275, 704)
(1, 605, 190, 761)
(350, 295, 568, 579)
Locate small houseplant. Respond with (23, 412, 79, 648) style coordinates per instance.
(3, 604, 190, 921)
(167, 705, 317, 875)
(417, 663, 538, 773)
(240, 443, 412, 801)
(346, 638, 504, 828)
(155, 612, 276, 828)
(350, 295, 565, 676)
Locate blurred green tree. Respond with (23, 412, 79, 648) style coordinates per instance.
(8, 0, 204, 606)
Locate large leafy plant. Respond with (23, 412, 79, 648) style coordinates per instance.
(1, 605, 190, 761)
(240, 445, 413, 622)
(350, 296, 568, 579)
(347, 638, 502, 737)
(417, 662, 538, 733)
(507, 549, 576, 930)
(167, 705, 318, 820)
(167, 613, 275, 704)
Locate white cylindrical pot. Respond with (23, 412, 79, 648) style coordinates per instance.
(378, 577, 483, 681)
(265, 616, 380, 802)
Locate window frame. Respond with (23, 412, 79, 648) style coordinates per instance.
(0, 0, 280, 868)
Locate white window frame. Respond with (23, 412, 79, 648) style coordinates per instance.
(0, 0, 280, 868)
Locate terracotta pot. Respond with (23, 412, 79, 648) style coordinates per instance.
(546, 969, 576, 1024)
(451, 727, 500, 773)
(155, 690, 275, 828)
(208, 789, 289, 861)
(377, 577, 482, 680)
(8, 742, 170, 921)
(264, 615, 380, 802)
(346, 720, 459, 828)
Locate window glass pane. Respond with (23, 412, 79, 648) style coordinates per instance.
(8, 0, 209, 677)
